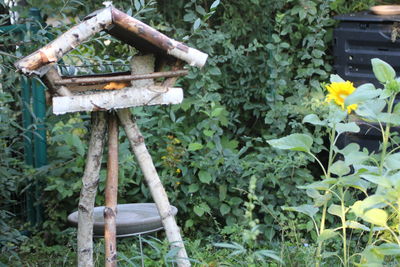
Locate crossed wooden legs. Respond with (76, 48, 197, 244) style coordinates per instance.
(77, 109, 190, 267)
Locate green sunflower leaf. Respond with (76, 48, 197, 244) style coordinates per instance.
(344, 83, 380, 106)
(371, 58, 396, 83)
(267, 134, 313, 153)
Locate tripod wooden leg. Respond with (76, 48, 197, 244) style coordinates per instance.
(117, 108, 191, 267)
(104, 112, 119, 267)
(77, 112, 107, 267)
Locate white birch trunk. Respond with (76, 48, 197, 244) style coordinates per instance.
(117, 109, 191, 267)
(52, 86, 183, 115)
(77, 112, 107, 267)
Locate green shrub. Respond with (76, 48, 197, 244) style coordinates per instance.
(1, 0, 391, 254)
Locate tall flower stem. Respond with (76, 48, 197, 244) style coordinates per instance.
(340, 188, 348, 267)
(366, 94, 397, 249)
(379, 95, 396, 173)
(315, 125, 336, 267)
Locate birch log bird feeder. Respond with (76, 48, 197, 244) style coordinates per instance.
(15, 4, 208, 267)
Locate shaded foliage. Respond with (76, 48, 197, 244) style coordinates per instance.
(1, 0, 397, 265)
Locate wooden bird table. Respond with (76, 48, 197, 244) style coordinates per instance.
(13, 7, 208, 266)
(72, 55, 191, 267)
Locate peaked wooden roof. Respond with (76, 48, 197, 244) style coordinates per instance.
(14, 6, 208, 75)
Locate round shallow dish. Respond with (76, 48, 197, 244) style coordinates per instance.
(68, 203, 178, 237)
(370, 5, 400, 15)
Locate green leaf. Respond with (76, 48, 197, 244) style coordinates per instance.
(208, 66, 222, 76)
(371, 58, 396, 83)
(306, 188, 320, 199)
(353, 164, 380, 174)
(362, 208, 388, 227)
(359, 245, 385, 265)
(317, 229, 338, 243)
(339, 143, 369, 166)
(253, 250, 283, 263)
(311, 49, 324, 58)
(298, 178, 337, 191)
(188, 142, 203, 151)
(384, 153, 400, 171)
(198, 170, 212, 184)
(374, 243, 400, 256)
(193, 205, 204, 216)
(267, 134, 313, 153)
(221, 137, 239, 151)
(355, 100, 386, 119)
(184, 219, 194, 229)
(219, 184, 227, 201)
(188, 184, 199, 193)
(193, 18, 201, 30)
(196, 5, 206, 15)
(380, 88, 392, 99)
(376, 113, 400, 124)
(328, 204, 343, 218)
(303, 114, 326, 126)
(71, 135, 85, 156)
(282, 204, 318, 218)
(363, 195, 387, 209)
(336, 122, 360, 135)
(210, 0, 220, 9)
(134, 0, 141, 11)
(213, 242, 244, 250)
(220, 204, 231, 216)
(193, 202, 210, 216)
(280, 42, 290, 48)
(339, 176, 369, 193)
(306, 189, 331, 207)
(388, 172, 400, 190)
(394, 102, 400, 114)
(345, 83, 380, 106)
(360, 174, 391, 188)
(351, 201, 365, 217)
(211, 107, 224, 117)
(328, 106, 348, 124)
(351, 195, 387, 217)
(345, 221, 370, 231)
(203, 129, 214, 137)
(330, 74, 345, 83)
(321, 251, 338, 259)
(330, 160, 350, 177)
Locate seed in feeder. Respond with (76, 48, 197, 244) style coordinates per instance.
(103, 82, 130, 90)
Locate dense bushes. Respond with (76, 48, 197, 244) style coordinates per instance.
(1, 0, 396, 264)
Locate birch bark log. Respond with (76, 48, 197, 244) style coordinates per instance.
(117, 109, 190, 267)
(77, 112, 107, 267)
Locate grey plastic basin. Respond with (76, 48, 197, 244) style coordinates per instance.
(67, 203, 177, 237)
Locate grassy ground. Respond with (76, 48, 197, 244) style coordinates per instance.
(1, 227, 318, 267)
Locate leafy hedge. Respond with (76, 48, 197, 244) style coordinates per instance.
(0, 0, 391, 254)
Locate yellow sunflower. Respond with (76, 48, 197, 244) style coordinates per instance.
(325, 81, 357, 113)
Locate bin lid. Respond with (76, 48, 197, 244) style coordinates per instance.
(67, 203, 178, 237)
(334, 11, 400, 22)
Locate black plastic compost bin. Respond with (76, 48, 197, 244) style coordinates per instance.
(333, 11, 400, 152)
(334, 12, 400, 86)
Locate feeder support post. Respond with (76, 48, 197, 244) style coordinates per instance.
(117, 109, 190, 267)
(104, 112, 119, 267)
(77, 112, 107, 267)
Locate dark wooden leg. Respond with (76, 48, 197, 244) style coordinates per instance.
(104, 112, 119, 267)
